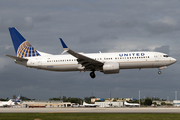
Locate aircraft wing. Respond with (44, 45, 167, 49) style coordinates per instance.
(5, 54, 28, 61)
(60, 38, 104, 70)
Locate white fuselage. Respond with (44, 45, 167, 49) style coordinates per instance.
(16, 51, 176, 72)
(0, 100, 15, 107)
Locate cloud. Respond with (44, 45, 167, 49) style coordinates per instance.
(79, 33, 118, 43)
(145, 16, 180, 34)
(99, 16, 180, 36)
(0, 46, 15, 71)
(153, 45, 170, 54)
(0, 17, 34, 32)
(0, 15, 51, 33)
(0, 57, 9, 72)
(99, 18, 139, 29)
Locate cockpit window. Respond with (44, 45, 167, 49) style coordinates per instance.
(163, 55, 169, 57)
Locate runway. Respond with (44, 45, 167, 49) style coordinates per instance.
(1, 107, 180, 113)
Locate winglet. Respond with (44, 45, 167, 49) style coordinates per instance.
(59, 38, 69, 54)
(60, 38, 68, 49)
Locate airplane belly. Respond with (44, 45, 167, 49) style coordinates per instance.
(120, 61, 172, 69)
(152, 61, 172, 67)
(120, 62, 143, 69)
(120, 61, 155, 69)
(41, 64, 80, 71)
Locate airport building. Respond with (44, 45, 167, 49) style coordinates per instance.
(91, 98, 133, 103)
(152, 100, 173, 105)
(91, 98, 104, 103)
(21, 100, 71, 108)
(105, 98, 133, 102)
(21, 100, 124, 108)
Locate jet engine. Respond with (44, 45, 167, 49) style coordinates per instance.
(103, 62, 120, 74)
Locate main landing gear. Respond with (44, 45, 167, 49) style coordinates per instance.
(90, 71, 96, 79)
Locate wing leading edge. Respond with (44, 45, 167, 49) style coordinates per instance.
(59, 38, 104, 70)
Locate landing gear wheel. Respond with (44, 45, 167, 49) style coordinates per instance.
(158, 71, 162, 75)
(90, 71, 96, 78)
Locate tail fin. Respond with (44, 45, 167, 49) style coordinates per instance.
(8, 99, 13, 103)
(14, 94, 21, 102)
(9, 27, 41, 58)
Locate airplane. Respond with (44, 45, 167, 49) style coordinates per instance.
(82, 101, 100, 107)
(71, 104, 80, 107)
(124, 101, 140, 107)
(5, 27, 177, 78)
(0, 95, 21, 107)
(0, 99, 16, 107)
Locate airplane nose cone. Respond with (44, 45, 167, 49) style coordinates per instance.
(171, 58, 177, 63)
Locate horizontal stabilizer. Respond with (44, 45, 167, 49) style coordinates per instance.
(5, 54, 28, 61)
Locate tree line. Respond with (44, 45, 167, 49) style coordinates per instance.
(0, 95, 171, 106)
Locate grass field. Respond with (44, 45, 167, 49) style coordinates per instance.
(0, 113, 180, 120)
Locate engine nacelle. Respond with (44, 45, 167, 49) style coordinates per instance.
(103, 62, 120, 74)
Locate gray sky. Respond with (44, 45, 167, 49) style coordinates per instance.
(0, 0, 180, 100)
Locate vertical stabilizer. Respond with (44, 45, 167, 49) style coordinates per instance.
(9, 27, 40, 58)
(14, 94, 21, 102)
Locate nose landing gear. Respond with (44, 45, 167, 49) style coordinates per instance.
(158, 71, 162, 75)
(90, 71, 96, 78)
(158, 66, 167, 75)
